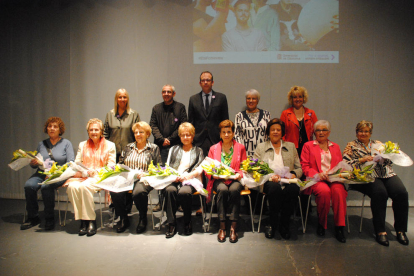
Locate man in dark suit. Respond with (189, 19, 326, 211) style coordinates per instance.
(188, 71, 229, 158)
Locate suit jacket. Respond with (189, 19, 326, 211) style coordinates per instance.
(300, 140, 342, 178)
(188, 90, 229, 146)
(253, 140, 302, 178)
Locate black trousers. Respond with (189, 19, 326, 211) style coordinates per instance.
(263, 181, 300, 230)
(351, 175, 409, 233)
(111, 181, 154, 220)
(164, 183, 197, 225)
(213, 180, 242, 221)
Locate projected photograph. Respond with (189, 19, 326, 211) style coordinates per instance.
(193, 0, 339, 64)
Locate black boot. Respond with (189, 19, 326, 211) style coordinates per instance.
(87, 220, 97, 236)
(79, 220, 88, 236)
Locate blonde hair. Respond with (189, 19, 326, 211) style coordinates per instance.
(86, 118, 104, 136)
(178, 122, 195, 137)
(132, 121, 151, 137)
(287, 86, 309, 106)
(112, 88, 130, 114)
(356, 120, 373, 134)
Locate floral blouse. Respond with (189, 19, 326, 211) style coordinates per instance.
(343, 139, 395, 178)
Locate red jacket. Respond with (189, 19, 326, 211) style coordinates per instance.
(280, 107, 318, 148)
(300, 140, 342, 178)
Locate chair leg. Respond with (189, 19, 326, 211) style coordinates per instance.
(258, 194, 266, 233)
(159, 198, 166, 231)
(360, 194, 365, 233)
(302, 194, 311, 234)
(99, 191, 103, 229)
(56, 189, 62, 227)
(63, 197, 69, 227)
(112, 207, 116, 228)
(298, 196, 305, 234)
(346, 205, 350, 234)
(199, 195, 206, 232)
(252, 191, 260, 221)
(247, 194, 254, 233)
(207, 194, 216, 232)
(23, 203, 27, 223)
(149, 193, 155, 230)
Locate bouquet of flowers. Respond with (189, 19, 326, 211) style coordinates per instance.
(140, 161, 179, 190)
(91, 164, 139, 192)
(8, 149, 43, 171)
(96, 165, 130, 183)
(40, 162, 70, 184)
(372, 141, 413, 167)
(201, 157, 237, 180)
(301, 161, 375, 190)
(241, 157, 274, 182)
(38, 161, 89, 185)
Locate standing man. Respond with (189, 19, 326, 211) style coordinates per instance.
(150, 84, 187, 211)
(188, 71, 229, 158)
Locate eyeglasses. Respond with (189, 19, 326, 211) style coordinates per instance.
(200, 79, 212, 83)
(357, 130, 371, 134)
(315, 129, 329, 133)
(162, 90, 173, 94)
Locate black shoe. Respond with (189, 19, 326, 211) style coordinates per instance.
(87, 220, 97, 236)
(152, 203, 162, 212)
(45, 219, 55, 231)
(79, 220, 88, 236)
(280, 226, 291, 240)
(335, 226, 346, 243)
(165, 224, 177, 238)
(265, 226, 275, 239)
(20, 216, 41, 230)
(136, 217, 147, 234)
(396, 232, 409, 246)
(116, 218, 130, 233)
(376, 233, 389, 246)
(317, 224, 325, 236)
(184, 222, 193, 236)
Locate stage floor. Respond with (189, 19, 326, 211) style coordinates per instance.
(0, 198, 413, 276)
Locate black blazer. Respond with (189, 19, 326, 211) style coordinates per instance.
(188, 90, 229, 146)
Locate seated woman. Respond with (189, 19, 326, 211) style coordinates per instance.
(253, 118, 302, 240)
(110, 121, 161, 234)
(21, 117, 75, 231)
(65, 118, 116, 237)
(207, 120, 247, 243)
(300, 120, 347, 243)
(343, 120, 409, 246)
(163, 122, 204, 238)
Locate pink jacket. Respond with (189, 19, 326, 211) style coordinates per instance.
(206, 140, 247, 200)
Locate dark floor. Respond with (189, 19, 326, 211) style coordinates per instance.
(0, 198, 413, 276)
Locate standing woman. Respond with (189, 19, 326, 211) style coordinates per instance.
(280, 86, 317, 157)
(103, 88, 140, 214)
(65, 118, 116, 236)
(21, 117, 75, 231)
(300, 120, 347, 243)
(207, 120, 247, 243)
(253, 119, 302, 239)
(234, 89, 271, 157)
(343, 120, 409, 246)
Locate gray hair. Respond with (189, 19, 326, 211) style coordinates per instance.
(245, 89, 260, 101)
(162, 84, 175, 93)
(314, 120, 331, 132)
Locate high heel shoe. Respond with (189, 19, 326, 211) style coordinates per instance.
(165, 224, 177, 238)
